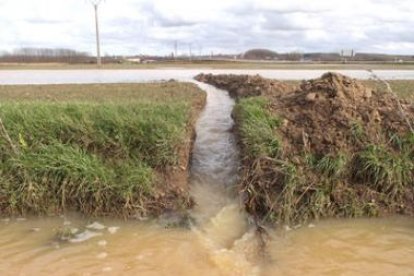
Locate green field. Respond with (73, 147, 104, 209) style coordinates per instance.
(0, 83, 205, 217)
(367, 80, 414, 101)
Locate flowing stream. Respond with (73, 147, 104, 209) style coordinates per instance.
(0, 82, 414, 275)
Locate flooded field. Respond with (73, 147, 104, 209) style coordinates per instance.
(0, 80, 413, 275)
(1, 215, 413, 275)
(264, 218, 414, 276)
(1, 69, 414, 85)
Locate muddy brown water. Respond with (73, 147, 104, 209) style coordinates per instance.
(1, 82, 414, 275)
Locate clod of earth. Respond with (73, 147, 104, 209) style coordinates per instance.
(197, 72, 414, 225)
(195, 73, 295, 98)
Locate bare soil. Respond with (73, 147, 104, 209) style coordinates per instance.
(152, 95, 206, 216)
(195, 73, 295, 98)
(277, 72, 413, 156)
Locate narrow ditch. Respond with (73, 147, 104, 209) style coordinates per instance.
(188, 81, 264, 274)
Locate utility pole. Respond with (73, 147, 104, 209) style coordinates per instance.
(88, 0, 104, 66)
(198, 45, 202, 59)
(174, 41, 178, 60)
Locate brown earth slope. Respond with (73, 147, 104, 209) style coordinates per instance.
(197, 72, 414, 224)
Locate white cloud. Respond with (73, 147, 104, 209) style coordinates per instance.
(0, 0, 413, 55)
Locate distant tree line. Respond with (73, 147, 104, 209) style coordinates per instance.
(0, 48, 95, 63)
(241, 48, 414, 62)
(352, 53, 414, 62)
(243, 49, 278, 60)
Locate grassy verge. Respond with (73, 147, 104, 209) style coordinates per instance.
(0, 83, 206, 217)
(233, 97, 282, 159)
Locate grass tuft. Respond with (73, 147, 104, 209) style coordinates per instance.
(355, 144, 414, 200)
(233, 97, 281, 159)
(314, 153, 348, 178)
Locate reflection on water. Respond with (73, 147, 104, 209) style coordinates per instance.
(0, 83, 413, 275)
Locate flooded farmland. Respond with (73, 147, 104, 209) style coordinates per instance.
(0, 75, 413, 275)
(1, 69, 414, 85)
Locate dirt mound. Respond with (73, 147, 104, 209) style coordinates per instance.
(198, 72, 414, 224)
(277, 72, 413, 156)
(300, 72, 373, 102)
(195, 73, 295, 98)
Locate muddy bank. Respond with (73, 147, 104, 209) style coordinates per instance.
(197, 72, 414, 224)
(148, 94, 206, 218)
(195, 73, 296, 98)
(0, 83, 206, 218)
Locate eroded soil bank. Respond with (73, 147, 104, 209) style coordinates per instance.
(196, 72, 414, 225)
(0, 83, 206, 218)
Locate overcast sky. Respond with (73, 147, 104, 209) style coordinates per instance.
(1, 0, 414, 56)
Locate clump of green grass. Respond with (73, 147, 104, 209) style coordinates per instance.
(243, 159, 301, 224)
(0, 83, 205, 217)
(276, 162, 299, 224)
(355, 144, 414, 200)
(314, 153, 348, 178)
(391, 133, 414, 154)
(350, 120, 365, 141)
(233, 97, 281, 159)
(405, 133, 414, 155)
(1, 144, 153, 215)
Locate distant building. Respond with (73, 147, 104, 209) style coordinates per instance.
(340, 49, 355, 63)
(127, 58, 141, 63)
(340, 49, 355, 58)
